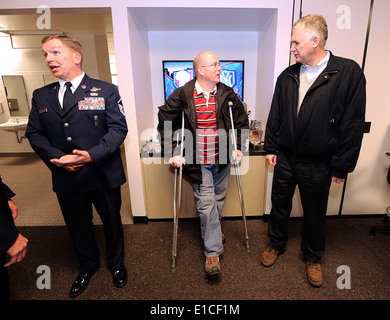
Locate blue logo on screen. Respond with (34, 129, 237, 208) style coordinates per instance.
(220, 70, 236, 88)
(172, 69, 194, 89)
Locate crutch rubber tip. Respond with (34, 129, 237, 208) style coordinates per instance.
(171, 266, 176, 273)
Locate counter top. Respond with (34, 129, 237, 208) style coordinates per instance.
(140, 149, 266, 158)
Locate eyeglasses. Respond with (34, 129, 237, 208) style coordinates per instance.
(201, 62, 222, 69)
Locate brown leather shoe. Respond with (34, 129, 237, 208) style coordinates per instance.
(205, 256, 221, 275)
(261, 247, 281, 267)
(306, 262, 322, 287)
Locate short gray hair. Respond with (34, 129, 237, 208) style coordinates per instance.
(293, 14, 328, 47)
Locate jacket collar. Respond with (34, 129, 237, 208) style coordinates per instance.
(290, 51, 340, 77)
(324, 51, 342, 73)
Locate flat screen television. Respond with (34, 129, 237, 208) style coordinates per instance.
(163, 60, 244, 101)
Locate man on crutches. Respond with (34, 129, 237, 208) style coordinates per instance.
(158, 51, 248, 276)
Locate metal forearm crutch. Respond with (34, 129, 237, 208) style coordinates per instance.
(228, 101, 250, 252)
(171, 111, 185, 272)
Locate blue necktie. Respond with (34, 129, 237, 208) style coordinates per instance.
(63, 82, 73, 110)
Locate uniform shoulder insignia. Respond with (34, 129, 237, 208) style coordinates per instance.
(118, 98, 125, 116)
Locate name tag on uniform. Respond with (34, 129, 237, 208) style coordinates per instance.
(78, 97, 105, 110)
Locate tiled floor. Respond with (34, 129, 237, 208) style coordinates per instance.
(0, 154, 133, 226)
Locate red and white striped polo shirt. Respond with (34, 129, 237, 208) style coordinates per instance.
(194, 81, 218, 164)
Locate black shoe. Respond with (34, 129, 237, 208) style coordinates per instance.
(69, 266, 99, 298)
(112, 265, 127, 288)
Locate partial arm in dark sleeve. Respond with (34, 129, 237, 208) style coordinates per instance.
(230, 94, 249, 151)
(264, 80, 282, 155)
(157, 89, 185, 156)
(0, 179, 18, 255)
(330, 66, 366, 178)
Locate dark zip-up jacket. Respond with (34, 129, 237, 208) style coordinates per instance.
(158, 78, 249, 184)
(264, 52, 366, 178)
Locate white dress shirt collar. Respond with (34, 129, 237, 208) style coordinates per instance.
(195, 80, 217, 99)
(59, 72, 85, 93)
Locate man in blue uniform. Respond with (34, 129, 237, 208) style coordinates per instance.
(25, 35, 128, 298)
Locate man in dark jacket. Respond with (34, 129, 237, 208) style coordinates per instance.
(261, 15, 366, 287)
(158, 51, 248, 276)
(0, 177, 28, 300)
(25, 35, 128, 298)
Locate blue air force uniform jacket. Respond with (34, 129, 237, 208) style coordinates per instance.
(25, 74, 128, 193)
